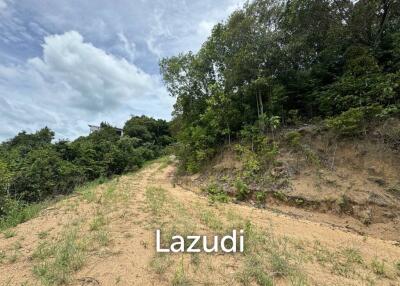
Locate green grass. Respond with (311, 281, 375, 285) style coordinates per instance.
(233, 221, 307, 285)
(199, 209, 223, 231)
(203, 183, 230, 203)
(103, 180, 118, 203)
(12, 240, 22, 250)
(89, 213, 107, 231)
(38, 231, 49, 239)
(0, 250, 6, 263)
(237, 255, 274, 286)
(76, 177, 108, 203)
(371, 258, 386, 277)
(32, 228, 86, 286)
(7, 251, 18, 263)
(157, 156, 174, 170)
(342, 247, 363, 265)
(94, 230, 110, 247)
(150, 253, 173, 275)
(0, 199, 52, 231)
(172, 258, 191, 286)
(32, 241, 55, 261)
(2, 229, 16, 238)
(190, 253, 200, 267)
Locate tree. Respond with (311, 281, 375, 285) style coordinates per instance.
(160, 0, 400, 173)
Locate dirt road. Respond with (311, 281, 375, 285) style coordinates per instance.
(1, 160, 399, 285)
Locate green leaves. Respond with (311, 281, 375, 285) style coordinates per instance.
(0, 116, 173, 218)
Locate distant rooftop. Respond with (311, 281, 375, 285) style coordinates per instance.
(88, 125, 123, 136)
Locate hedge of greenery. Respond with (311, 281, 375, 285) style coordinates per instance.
(0, 116, 173, 222)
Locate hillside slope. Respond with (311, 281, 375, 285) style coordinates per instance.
(181, 122, 400, 242)
(1, 160, 400, 285)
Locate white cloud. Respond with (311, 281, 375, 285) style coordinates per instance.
(29, 31, 156, 111)
(0, 31, 173, 140)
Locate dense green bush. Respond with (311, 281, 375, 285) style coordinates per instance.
(0, 160, 12, 217)
(176, 126, 216, 173)
(10, 147, 83, 201)
(0, 116, 173, 220)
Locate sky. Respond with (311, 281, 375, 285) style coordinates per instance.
(0, 0, 245, 141)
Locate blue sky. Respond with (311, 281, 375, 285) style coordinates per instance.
(0, 0, 244, 141)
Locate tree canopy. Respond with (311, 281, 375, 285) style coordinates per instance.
(160, 0, 400, 172)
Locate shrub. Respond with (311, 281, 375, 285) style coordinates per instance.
(235, 178, 250, 201)
(326, 105, 383, 137)
(234, 144, 260, 178)
(203, 183, 230, 203)
(255, 191, 267, 204)
(10, 147, 84, 202)
(284, 131, 302, 148)
(176, 126, 216, 173)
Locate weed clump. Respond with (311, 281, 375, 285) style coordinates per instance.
(32, 228, 85, 286)
(203, 183, 230, 203)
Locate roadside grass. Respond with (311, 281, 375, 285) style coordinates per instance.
(32, 227, 86, 286)
(0, 200, 53, 231)
(0, 161, 151, 233)
(313, 240, 334, 266)
(395, 261, 400, 277)
(89, 213, 107, 231)
(7, 251, 19, 263)
(37, 231, 49, 239)
(199, 209, 223, 231)
(172, 258, 191, 286)
(0, 177, 109, 233)
(157, 156, 174, 170)
(0, 250, 5, 263)
(235, 221, 306, 285)
(145, 186, 167, 216)
(102, 180, 118, 204)
(150, 253, 173, 275)
(0, 249, 20, 264)
(2, 229, 16, 238)
(371, 257, 386, 277)
(93, 230, 110, 247)
(311, 239, 395, 282)
(331, 247, 365, 278)
(88, 211, 111, 248)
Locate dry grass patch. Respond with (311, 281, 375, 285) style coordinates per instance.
(150, 253, 173, 275)
(145, 186, 167, 217)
